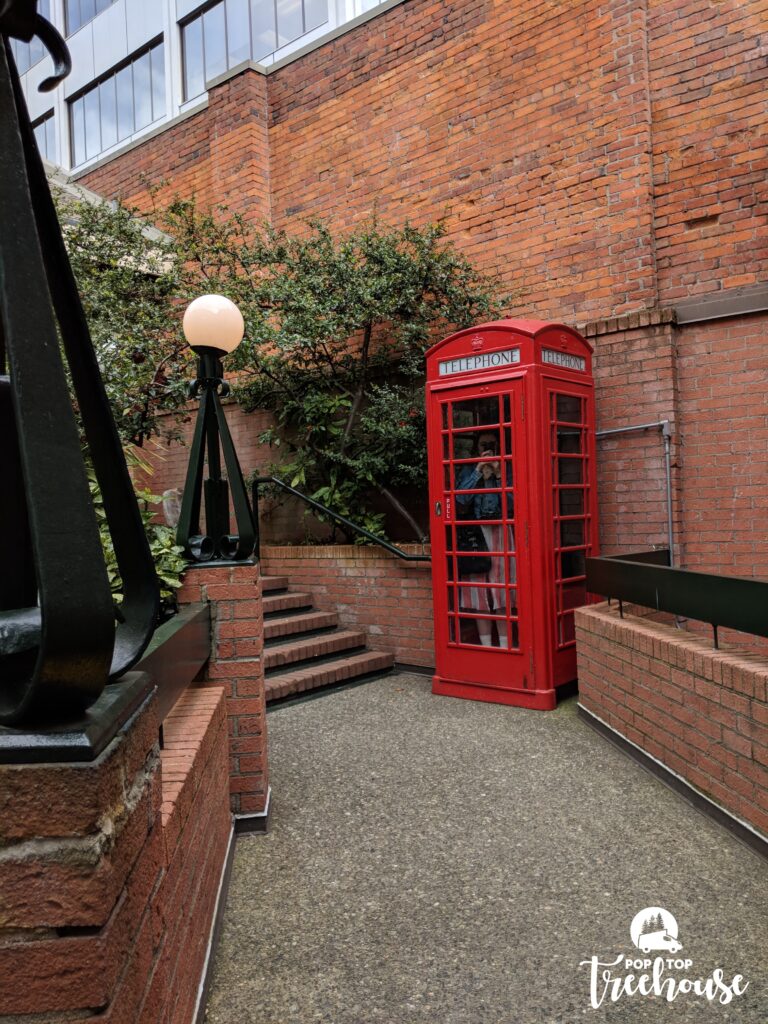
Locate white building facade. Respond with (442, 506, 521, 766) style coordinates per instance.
(13, 0, 398, 173)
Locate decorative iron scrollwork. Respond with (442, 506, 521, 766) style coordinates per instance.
(0, 0, 159, 725)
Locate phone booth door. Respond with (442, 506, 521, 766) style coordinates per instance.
(545, 382, 597, 685)
(429, 379, 531, 699)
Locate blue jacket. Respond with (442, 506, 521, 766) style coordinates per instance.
(455, 463, 511, 519)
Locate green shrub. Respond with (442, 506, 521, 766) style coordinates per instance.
(87, 458, 186, 617)
(161, 205, 510, 541)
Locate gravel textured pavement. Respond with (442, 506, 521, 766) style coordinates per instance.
(205, 673, 767, 1024)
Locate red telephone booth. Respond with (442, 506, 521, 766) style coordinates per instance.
(425, 320, 598, 710)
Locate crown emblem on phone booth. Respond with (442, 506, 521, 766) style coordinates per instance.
(470, 335, 484, 350)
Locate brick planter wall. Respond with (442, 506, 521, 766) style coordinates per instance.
(576, 603, 768, 840)
(262, 544, 435, 669)
(178, 562, 269, 815)
(0, 683, 231, 1022)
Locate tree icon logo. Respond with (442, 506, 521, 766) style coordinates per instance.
(630, 907, 683, 955)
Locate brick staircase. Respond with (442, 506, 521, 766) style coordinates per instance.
(262, 575, 395, 703)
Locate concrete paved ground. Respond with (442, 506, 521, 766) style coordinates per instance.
(205, 674, 768, 1023)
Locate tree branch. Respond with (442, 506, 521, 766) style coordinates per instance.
(339, 322, 371, 457)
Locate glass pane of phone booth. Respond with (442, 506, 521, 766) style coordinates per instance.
(441, 392, 519, 651)
(550, 391, 590, 648)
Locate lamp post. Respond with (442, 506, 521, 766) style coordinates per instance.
(176, 294, 256, 564)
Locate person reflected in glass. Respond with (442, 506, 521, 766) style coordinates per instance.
(455, 430, 516, 648)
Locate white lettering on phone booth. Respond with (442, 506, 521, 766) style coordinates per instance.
(542, 348, 586, 371)
(438, 348, 520, 376)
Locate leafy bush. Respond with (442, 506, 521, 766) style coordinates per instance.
(162, 206, 509, 541)
(57, 185, 510, 543)
(87, 457, 186, 617)
(53, 183, 191, 447)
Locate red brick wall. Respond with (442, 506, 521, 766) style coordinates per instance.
(75, 0, 768, 580)
(576, 603, 768, 839)
(262, 544, 434, 667)
(0, 684, 231, 1021)
(152, 688, 231, 1023)
(267, 0, 658, 322)
(81, 105, 212, 216)
(675, 313, 768, 576)
(82, 70, 271, 222)
(588, 312, 681, 557)
(649, 0, 768, 303)
(178, 562, 269, 814)
(77, 0, 768, 320)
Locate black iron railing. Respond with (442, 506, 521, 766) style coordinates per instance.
(586, 549, 768, 648)
(251, 477, 431, 563)
(0, 5, 159, 730)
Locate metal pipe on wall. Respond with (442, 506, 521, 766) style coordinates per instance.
(595, 420, 674, 566)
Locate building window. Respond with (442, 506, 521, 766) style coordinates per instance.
(69, 41, 165, 166)
(182, 0, 329, 100)
(33, 111, 57, 163)
(9, 0, 51, 74)
(66, 0, 118, 36)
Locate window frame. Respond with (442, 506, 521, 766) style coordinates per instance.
(32, 109, 57, 164)
(67, 37, 166, 168)
(179, 0, 331, 102)
(65, 0, 119, 38)
(9, 0, 51, 74)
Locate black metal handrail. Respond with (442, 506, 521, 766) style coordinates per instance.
(251, 477, 431, 562)
(586, 549, 768, 648)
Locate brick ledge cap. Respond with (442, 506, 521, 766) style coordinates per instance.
(580, 307, 676, 337)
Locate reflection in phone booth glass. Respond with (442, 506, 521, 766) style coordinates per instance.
(425, 320, 599, 710)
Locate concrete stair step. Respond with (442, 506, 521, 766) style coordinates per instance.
(263, 610, 339, 642)
(262, 591, 314, 616)
(264, 629, 368, 672)
(265, 650, 395, 703)
(261, 575, 289, 593)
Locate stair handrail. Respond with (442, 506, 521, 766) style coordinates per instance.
(252, 476, 431, 562)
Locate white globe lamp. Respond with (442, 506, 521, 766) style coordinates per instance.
(182, 294, 244, 355)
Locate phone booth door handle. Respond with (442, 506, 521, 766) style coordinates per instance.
(435, 501, 441, 517)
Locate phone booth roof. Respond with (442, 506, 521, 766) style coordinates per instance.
(425, 319, 594, 385)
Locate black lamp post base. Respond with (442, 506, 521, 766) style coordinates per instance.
(0, 671, 154, 764)
(176, 364, 256, 563)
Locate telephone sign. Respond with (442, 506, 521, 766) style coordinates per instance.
(438, 348, 521, 377)
(541, 348, 586, 371)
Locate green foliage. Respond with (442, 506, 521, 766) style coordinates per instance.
(53, 184, 191, 446)
(142, 515, 188, 603)
(55, 184, 508, 542)
(87, 457, 186, 612)
(162, 203, 509, 540)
